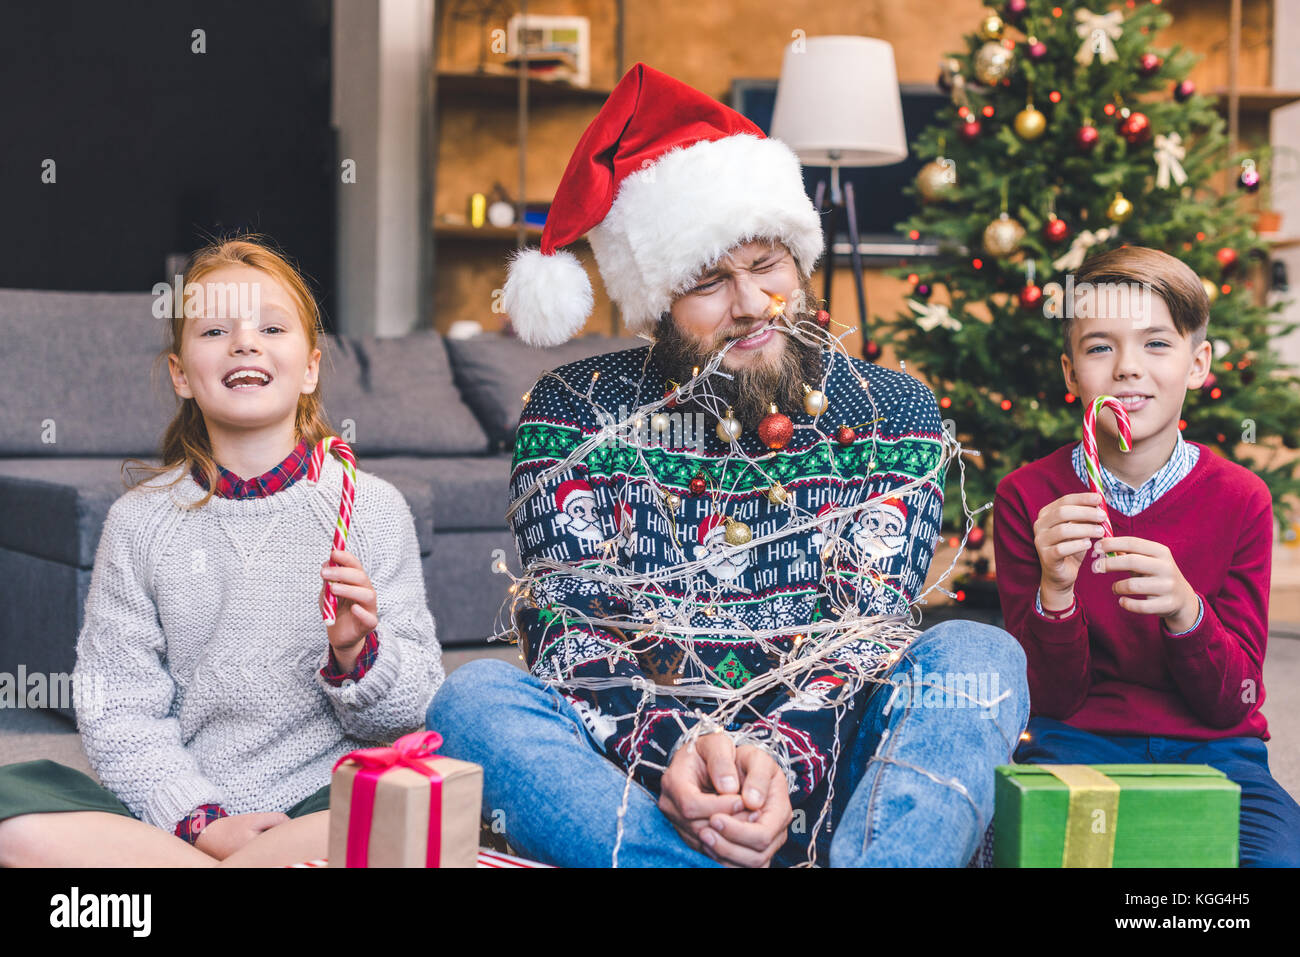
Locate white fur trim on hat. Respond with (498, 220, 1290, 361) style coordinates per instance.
(503, 247, 594, 347)
(589, 134, 824, 337)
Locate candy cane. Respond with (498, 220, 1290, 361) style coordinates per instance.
(1081, 395, 1132, 541)
(308, 437, 357, 624)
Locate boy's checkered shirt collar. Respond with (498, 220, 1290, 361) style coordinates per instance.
(1070, 431, 1200, 517)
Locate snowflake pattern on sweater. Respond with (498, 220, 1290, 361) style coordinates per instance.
(508, 345, 945, 809)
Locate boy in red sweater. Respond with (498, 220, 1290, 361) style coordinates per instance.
(993, 246, 1300, 867)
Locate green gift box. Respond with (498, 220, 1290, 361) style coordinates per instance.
(994, 764, 1240, 868)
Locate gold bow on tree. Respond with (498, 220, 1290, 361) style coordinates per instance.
(908, 298, 963, 333)
(1154, 132, 1188, 189)
(1075, 9, 1123, 66)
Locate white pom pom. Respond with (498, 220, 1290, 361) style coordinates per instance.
(502, 247, 593, 347)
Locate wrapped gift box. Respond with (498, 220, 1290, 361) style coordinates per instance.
(994, 764, 1239, 868)
(328, 734, 483, 868)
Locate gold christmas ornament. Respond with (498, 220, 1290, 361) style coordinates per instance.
(663, 492, 681, 510)
(1106, 191, 1134, 223)
(766, 482, 790, 506)
(916, 158, 958, 202)
(1201, 277, 1219, 303)
(716, 409, 743, 442)
(974, 41, 1013, 86)
(724, 517, 753, 546)
(978, 11, 1005, 40)
(650, 412, 671, 433)
(1014, 105, 1047, 140)
(982, 213, 1026, 257)
(802, 384, 829, 416)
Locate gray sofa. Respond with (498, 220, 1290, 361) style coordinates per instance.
(0, 288, 640, 715)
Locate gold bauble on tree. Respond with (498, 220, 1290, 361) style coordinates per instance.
(1107, 191, 1134, 223)
(1014, 105, 1046, 140)
(1201, 277, 1219, 303)
(978, 10, 1005, 40)
(916, 159, 957, 202)
(982, 212, 1026, 257)
(974, 41, 1013, 86)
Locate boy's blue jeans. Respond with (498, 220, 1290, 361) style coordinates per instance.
(426, 619, 1030, 867)
(1015, 715, 1300, 868)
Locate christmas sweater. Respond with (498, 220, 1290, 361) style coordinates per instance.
(508, 345, 946, 813)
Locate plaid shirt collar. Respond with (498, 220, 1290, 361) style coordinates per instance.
(1071, 431, 1199, 518)
(192, 438, 313, 500)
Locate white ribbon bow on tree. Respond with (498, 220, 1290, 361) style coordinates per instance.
(908, 298, 962, 332)
(1052, 227, 1115, 272)
(1075, 9, 1123, 66)
(1154, 132, 1189, 189)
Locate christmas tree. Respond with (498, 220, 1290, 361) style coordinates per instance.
(877, 0, 1300, 568)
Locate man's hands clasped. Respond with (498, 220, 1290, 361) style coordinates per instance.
(658, 731, 793, 867)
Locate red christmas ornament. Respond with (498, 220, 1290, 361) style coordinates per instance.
(815, 309, 831, 327)
(1075, 124, 1100, 152)
(758, 406, 794, 450)
(1216, 247, 1239, 272)
(959, 117, 982, 142)
(1138, 53, 1162, 77)
(1019, 283, 1044, 309)
(689, 474, 708, 496)
(968, 526, 986, 548)
(1173, 79, 1196, 103)
(865, 340, 882, 361)
(836, 424, 856, 445)
(1118, 111, 1151, 145)
(913, 282, 932, 300)
(664, 386, 678, 409)
(1005, 0, 1028, 21)
(1202, 371, 1217, 390)
(1027, 39, 1047, 60)
(1044, 216, 1070, 243)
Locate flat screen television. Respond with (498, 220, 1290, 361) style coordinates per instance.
(729, 78, 950, 263)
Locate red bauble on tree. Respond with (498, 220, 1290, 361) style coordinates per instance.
(1004, 0, 1028, 22)
(1044, 216, 1070, 244)
(1019, 284, 1044, 309)
(1026, 37, 1047, 60)
(959, 117, 982, 142)
(1118, 111, 1152, 145)
(1138, 53, 1162, 77)
(1075, 124, 1100, 152)
(968, 526, 986, 548)
(1173, 79, 1196, 103)
(758, 406, 794, 450)
(865, 340, 882, 361)
(1216, 247, 1239, 272)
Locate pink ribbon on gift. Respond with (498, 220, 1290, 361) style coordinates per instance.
(332, 730, 446, 867)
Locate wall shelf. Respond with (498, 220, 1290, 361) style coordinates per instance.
(436, 68, 613, 104)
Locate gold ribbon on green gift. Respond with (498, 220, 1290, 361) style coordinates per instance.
(1044, 765, 1121, 867)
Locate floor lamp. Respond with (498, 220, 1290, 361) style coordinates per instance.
(770, 36, 908, 359)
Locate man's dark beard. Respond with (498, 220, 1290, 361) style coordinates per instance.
(650, 315, 826, 431)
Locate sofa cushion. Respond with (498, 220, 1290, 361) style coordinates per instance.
(0, 457, 435, 568)
(444, 333, 645, 451)
(0, 290, 175, 456)
(323, 333, 490, 456)
(364, 455, 514, 532)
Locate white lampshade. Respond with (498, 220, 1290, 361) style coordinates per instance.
(770, 36, 908, 167)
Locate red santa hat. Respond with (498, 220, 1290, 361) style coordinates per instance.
(502, 62, 824, 347)
(555, 479, 595, 513)
(873, 497, 908, 521)
(697, 513, 727, 545)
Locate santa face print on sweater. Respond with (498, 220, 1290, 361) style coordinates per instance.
(849, 497, 908, 563)
(693, 517, 752, 582)
(554, 479, 604, 547)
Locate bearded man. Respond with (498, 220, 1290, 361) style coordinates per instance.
(426, 63, 1029, 868)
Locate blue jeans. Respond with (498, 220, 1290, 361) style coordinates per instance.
(1015, 715, 1300, 868)
(426, 619, 1030, 867)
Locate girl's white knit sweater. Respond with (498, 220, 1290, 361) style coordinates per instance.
(71, 454, 444, 832)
